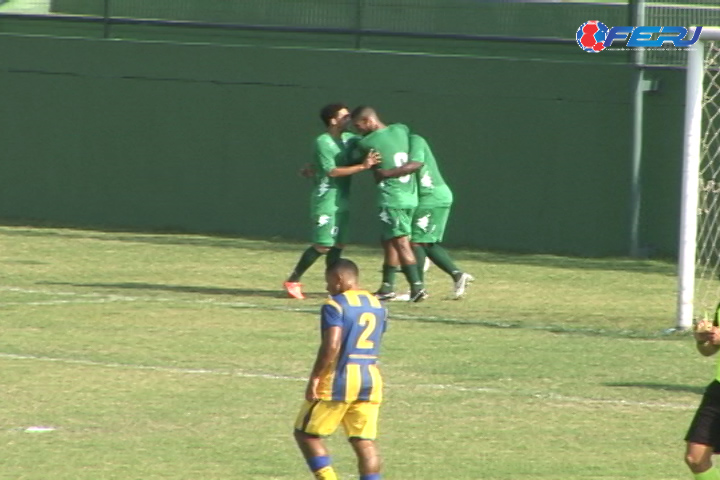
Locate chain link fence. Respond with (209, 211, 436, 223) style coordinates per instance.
(1, 0, 719, 65)
(645, 1, 720, 66)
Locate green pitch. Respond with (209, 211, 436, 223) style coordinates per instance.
(0, 225, 705, 479)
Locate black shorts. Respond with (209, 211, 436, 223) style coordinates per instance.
(686, 380, 720, 452)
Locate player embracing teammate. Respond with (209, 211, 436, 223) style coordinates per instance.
(285, 104, 472, 301)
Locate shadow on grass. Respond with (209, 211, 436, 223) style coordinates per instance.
(0, 222, 676, 276)
(34, 280, 687, 339)
(450, 249, 676, 277)
(604, 382, 705, 395)
(39, 281, 329, 301)
(0, 223, 309, 253)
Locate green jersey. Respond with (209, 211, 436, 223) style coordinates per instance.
(311, 132, 358, 214)
(356, 123, 418, 209)
(410, 134, 453, 208)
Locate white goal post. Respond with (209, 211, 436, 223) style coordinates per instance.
(677, 26, 720, 330)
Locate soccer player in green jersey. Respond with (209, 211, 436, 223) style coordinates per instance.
(350, 106, 427, 302)
(685, 306, 720, 480)
(379, 134, 474, 299)
(284, 104, 379, 300)
(294, 259, 386, 480)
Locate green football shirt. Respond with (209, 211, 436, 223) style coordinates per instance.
(410, 134, 453, 208)
(356, 123, 418, 209)
(311, 132, 358, 214)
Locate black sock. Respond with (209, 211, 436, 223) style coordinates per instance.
(412, 245, 427, 283)
(424, 243, 461, 280)
(377, 264, 398, 293)
(288, 247, 324, 282)
(326, 247, 343, 269)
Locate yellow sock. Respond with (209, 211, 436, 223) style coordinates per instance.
(696, 467, 720, 480)
(313, 465, 338, 480)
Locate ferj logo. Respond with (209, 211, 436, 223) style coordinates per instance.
(576, 21, 702, 53)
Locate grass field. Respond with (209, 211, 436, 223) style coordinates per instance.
(0, 224, 710, 479)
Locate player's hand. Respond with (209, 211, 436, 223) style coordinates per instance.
(695, 320, 714, 342)
(305, 377, 320, 402)
(363, 150, 381, 170)
(707, 327, 720, 346)
(299, 163, 315, 178)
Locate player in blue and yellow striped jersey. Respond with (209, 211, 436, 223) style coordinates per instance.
(294, 259, 387, 480)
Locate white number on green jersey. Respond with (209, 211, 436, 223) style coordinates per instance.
(393, 152, 411, 184)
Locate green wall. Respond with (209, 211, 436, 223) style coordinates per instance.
(48, 0, 629, 40)
(0, 33, 686, 257)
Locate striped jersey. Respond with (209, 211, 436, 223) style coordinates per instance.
(317, 290, 388, 403)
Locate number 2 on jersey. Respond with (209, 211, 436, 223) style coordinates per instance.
(356, 313, 377, 349)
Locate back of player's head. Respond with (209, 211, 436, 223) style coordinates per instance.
(327, 258, 360, 280)
(319, 103, 349, 126)
(350, 105, 378, 121)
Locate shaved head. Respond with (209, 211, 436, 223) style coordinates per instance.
(350, 106, 378, 121)
(327, 258, 359, 279)
(325, 259, 360, 294)
(350, 106, 384, 134)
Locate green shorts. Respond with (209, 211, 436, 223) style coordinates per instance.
(311, 211, 350, 247)
(379, 207, 414, 240)
(411, 206, 451, 243)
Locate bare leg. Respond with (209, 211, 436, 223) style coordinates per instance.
(376, 240, 400, 297)
(390, 236, 426, 301)
(390, 236, 416, 266)
(294, 431, 338, 479)
(295, 430, 330, 459)
(349, 438, 382, 476)
(383, 239, 400, 267)
(686, 442, 715, 474)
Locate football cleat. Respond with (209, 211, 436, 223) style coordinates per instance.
(453, 273, 475, 299)
(284, 281, 305, 300)
(410, 289, 429, 303)
(374, 291, 396, 301)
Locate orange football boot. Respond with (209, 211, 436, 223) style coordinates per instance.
(284, 281, 305, 300)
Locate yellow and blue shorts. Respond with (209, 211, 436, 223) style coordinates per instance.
(294, 400, 380, 440)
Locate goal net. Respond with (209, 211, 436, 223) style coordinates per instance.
(678, 27, 720, 329)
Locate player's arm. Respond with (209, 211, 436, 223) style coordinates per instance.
(327, 150, 380, 178)
(298, 163, 315, 178)
(316, 139, 379, 179)
(376, 131, 425, 180)
(694, 321, 720, 356)
(305, 325, 342, 401)
(374, 160, 423, 180)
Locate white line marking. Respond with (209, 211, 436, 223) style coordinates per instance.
(0, 285, 698, 410)
(0, 286, 265, 309)
(0, 352, 305, 382)
(0, 299, 125, 306)
(24, 426, 56, 433)
(0, 352, 695, 411)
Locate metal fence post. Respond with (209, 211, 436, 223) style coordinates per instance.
(355, 0, 362, 50)
(629, 0, 646, 257)
(103, 0, 110, 39)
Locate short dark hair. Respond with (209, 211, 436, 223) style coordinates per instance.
(350, 105, 377, 120)
(319, 103, 348, 126)
(326, 258, 359, 279)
